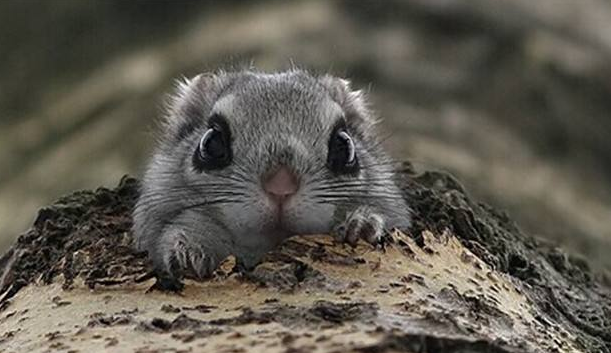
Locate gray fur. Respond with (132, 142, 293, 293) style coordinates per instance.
(132, 69, 411, 279)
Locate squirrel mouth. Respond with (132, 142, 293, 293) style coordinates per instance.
(271, 213, 288, 232)
(263, 189, 297, 236)
(267, 209, 294, 237)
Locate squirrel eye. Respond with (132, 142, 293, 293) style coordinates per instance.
(338, 131, 356, 164)
(193, 114, 232, 171)
(327, 122, 359, 175)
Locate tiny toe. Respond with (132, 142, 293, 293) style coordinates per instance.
(358, 222, 378, 244)
(364, 214, 385, 244)
(189, 252, 206, 279)
(153, 274, 185, 292)
(164, 246, 186, 278)
(173, 239, 185, 258)
(196, 253, 216, 279)
(333, 224, 347, 242)
(345, 218, 362, 246)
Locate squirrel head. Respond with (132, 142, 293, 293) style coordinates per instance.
(134, 69, 409, 248)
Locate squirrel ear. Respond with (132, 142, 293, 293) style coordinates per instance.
(173, 74, 205, 106)
(163, 72, 231, 141)
(319, 75, 376, 125)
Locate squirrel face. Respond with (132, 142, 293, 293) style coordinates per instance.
(133, 69, 410, 271)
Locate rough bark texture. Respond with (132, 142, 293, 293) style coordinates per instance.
(0, 169, 609, 353)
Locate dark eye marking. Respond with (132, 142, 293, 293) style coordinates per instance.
(192, 114, 232, 171)
(327, 119, 359, 175)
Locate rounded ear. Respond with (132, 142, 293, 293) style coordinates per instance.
(163, 72, 234, 142)
(318, 75, 378, 126)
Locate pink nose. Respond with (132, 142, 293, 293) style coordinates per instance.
(263, 166, 299, 203)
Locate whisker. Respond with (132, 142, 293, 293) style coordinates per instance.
(311, 193, 407, 201)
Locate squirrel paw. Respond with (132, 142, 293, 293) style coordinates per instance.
(335, 206, 386, 246)
(163, 231, 218, 280)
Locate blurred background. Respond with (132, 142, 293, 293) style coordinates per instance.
(1, 0, 610, 271)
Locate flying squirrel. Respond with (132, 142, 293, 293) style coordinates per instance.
(132, 69, 411, 281)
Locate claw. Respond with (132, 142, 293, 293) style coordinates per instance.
(162, 230, 217, 280)
(336, 206, 386, 247)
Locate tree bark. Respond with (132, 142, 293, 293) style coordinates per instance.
(0, 170, 609, 353)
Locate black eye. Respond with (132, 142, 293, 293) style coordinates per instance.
(193, 114, 232, 171)
(327, 120, 359, 175)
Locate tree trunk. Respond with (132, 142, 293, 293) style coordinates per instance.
(0, 169, 609, 353)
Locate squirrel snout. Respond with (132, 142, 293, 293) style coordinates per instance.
(263, 166, 300, 204)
